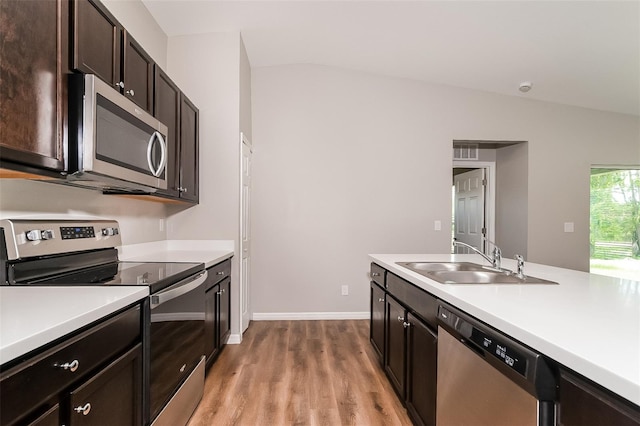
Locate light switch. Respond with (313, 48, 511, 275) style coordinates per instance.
(434, 220, 442, 231)
(564, 222, 574, 233)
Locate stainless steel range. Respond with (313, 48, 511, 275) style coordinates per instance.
(0, 219, 207, 426)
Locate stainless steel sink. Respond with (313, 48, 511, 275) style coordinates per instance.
(397, 261, 485, 272)
(396, 261, 558, 285)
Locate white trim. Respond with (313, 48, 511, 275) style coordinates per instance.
(227, 333, 242, 345)
(453, 160, 496, 254)
(252, 312, 370, 321)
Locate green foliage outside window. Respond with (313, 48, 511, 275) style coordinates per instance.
(590, 169, 640, 259)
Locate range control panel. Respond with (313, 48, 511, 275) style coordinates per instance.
(0, 219, 122, 260)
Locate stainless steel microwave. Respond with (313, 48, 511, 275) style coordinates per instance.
(66, 74, 168, 192)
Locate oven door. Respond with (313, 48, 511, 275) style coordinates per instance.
(149, 270, 206, 422)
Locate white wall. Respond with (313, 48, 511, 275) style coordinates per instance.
(251, 64, 640, 315)
(0, 0, 170, 245)
(166, 32, 251, 338)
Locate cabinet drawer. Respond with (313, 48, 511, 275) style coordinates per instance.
(0, 306, 140, 425)
(370, 263, 386, 287)
(387, 273, 438, 328)
(207, 259, 231, 289)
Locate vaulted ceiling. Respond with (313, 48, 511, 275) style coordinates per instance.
(142, 1, 640, 116)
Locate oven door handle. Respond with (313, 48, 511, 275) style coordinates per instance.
(151, 271, 207, 308)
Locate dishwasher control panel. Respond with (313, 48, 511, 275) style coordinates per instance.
(438, 305, 527, 376)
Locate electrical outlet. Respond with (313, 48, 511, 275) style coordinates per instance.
(564, 222, 574, 233)
(159, 219, 165, 232)
(341, 285, 349, 296)
(434, 220, 442, 231)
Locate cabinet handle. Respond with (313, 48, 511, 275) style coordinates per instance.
(74, 403, 91, 415)
(115, 81, 124, 89)
(56, 359, 79, 372)
(126, 89, 135, 96)
(217, 288, 226, 295)
(403, 321, 411, 329)
(397, 316, 405, 322)
(371, 272, 380, 277)
(378, 298, 384, 302)
(216, 271, 225, 276)
(178, 187, 189, 193)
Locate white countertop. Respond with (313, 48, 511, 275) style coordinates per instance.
(119, 240, 234, 268)
(370, 253, 640, 406)
(0, 286, 149, 365)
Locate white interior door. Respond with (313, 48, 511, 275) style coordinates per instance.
(240, 134, 252, 333)
(454, 168, 486, 253)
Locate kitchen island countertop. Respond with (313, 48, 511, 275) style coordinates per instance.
(370, 253, 640, 406)
(0, 286, 148, 365)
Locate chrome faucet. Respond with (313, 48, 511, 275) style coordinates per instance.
(453, 239, 502, 269)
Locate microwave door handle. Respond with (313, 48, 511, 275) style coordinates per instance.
(151, 271, 207, 308)
(147, 131, 167, 177)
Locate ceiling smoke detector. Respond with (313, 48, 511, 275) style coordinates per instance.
(519, 81, 533, 93)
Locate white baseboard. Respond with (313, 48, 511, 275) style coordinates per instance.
(252, 312, 370, 321)
(227, 334, 242, 345)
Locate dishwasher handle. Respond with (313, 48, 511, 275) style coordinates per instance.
(151, 271, 207, 307)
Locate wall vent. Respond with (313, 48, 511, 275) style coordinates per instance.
(453, 143, 479, 160)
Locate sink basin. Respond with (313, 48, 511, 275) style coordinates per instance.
(396, 262, 558, 285)
(397, 261, 486, 272)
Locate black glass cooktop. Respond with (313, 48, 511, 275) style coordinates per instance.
(27, 261, 204, 293)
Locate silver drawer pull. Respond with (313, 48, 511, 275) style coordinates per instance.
(74, 403, 91, 415)
(217, 288, 226, 295)
(216, 271, 225, 275)
(371, 272, 380, 277)
(397, 316, 405, 322)
(378, 298, 384, 302)
(126, 89, 135, 96)
(57, 359, 79, 372)
(403, 321, 411, 329)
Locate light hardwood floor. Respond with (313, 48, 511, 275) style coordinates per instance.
(188, 320, 413, 426)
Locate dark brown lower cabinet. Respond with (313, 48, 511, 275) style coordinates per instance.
(559, 370, 640, 426)
(371, 264, 439, 426)
(204, 259, 232, 369)
(385, 295, 407, 400)
(405, 313, 437, 426)
(370, 282, 385, 364)
(68, 344, 142, 426)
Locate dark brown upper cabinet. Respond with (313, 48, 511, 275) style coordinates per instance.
(123, 31, 153, 112)
(72, 0, 154, 113)
(0, 0, 68, 174)
(72, 0, 122, 88)
(153, 67, 181, 199)
(179, 94, 199, 203)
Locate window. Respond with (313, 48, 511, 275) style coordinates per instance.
(590, 168, 640, 280)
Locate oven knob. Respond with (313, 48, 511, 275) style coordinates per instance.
(25, 230, 43, 241)
(101, 227, 119, 236)
(41, 230, 54, 240)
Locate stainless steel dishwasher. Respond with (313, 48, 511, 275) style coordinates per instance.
(436, 303, 557, 426)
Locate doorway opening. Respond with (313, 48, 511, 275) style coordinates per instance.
(452, 162, 495, 255)
(590, 167, 640, 279)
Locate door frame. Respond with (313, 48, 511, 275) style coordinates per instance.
(239, 132, 252, 335)
(452, 161, 496, 253)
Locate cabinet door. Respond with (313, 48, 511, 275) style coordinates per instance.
(204, 284, 218, 366)
(153, 67, 180, 198)
(123, 31, 153, 112)
(28, 404, 60, 426)
(370, 282, 385, 364)
(72, 0, 122, 87)
(385, 296, 406, 400)
(218, 277, 231, 346)
(0, 0, 66, 172)
(68, 344, 142, 426)
(559, 371, 640, 426)
(406, 313, 437, 426)
(179, 94, 199, 202)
